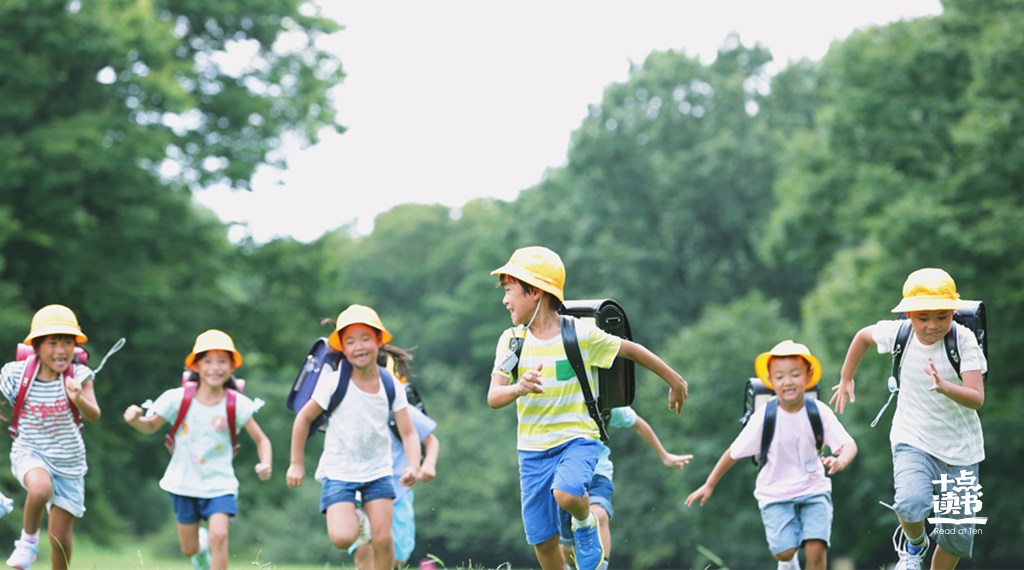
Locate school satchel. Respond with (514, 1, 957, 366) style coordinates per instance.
(287, 337, 396, 440)
(10, 343, 89, 438)
(739, 378, 823, 469)
(165, 372, 247, 455)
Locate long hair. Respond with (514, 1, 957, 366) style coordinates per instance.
(185, 351, 241, 391)
(321, 317, 415, 379)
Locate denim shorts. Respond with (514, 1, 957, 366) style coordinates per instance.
(892, 443, 979, 559)
(12, 449, 86, 518)
(760, 493, 833, 555)
(320, 475, 395, 513)
(518, 438, 600, 545)
(559, 474, 615, 543)
(169, 493, 237, 524)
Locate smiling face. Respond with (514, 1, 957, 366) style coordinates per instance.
(34, 334, 77, 381)
(339, 323, 382, 371)
(907, 310, 954, 346)
(194, 349, 236, 389)
(500, 277, 541, 326)
(768, 355, 810, 411)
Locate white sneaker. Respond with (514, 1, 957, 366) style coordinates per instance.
(352, 507, 372, 549)
(893, 525, 929, 570)
(6, 539, 38, 570)
(190, 527, 210, 570)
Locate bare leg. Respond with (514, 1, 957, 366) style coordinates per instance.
(803, 539, 827, 570)
(535, 535, 566, 570)
(553, 489, 590, 521)
(207, 513, 230, 570)
(21, 468, 52, 535)
(177, 522, 201, 557)
(325, 501, 359, 550)
(931, 543, 960, 570)
(46, 507, 75, 570)
(364, 498, 394, 570)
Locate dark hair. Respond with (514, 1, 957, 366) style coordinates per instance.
(497, 275, 562, 312)
(187, 351, 241, 391)
(767, 355, 814, 377)
(321, 317, 416, 379)
(30, 334, 80, 353)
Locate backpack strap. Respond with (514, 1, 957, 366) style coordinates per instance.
(165, 382, 197, 453)
(872, 320, 913, 428)
(226, 388, 238, 455)
(758, 397, 778, 470)
(10, 357, 82, 439)
(944, 325, 961, 378)
(560, 315, 610, 443)
(380, 366, 396, 407)
(804, 396, 824, 456)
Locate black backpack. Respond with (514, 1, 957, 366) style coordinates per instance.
(503, 299, 636, 442)
(740, 378, 823, 469)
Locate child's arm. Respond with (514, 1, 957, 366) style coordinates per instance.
(123, 404, 167, 434)
(286, 399, 324, 488)
(830, 325, 877, 414)
(630, 415, 693, 469)
(243, 418, 273, 481)
(487, 364, 544, 409)
(925, 359, 985, 409)
(617, 339, 688, 414)
(684, 448, 737, 507)
(821, 440, 858, 475)
(418, 433, 440, 482)
(67, 378, 101, 421)
(394, 408, 421, 487)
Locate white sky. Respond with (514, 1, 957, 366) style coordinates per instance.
(193, 0, 943, 243)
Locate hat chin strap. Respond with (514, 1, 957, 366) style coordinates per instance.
(524, 301, 542, 331)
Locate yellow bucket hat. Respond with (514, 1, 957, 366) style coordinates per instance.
(490, 246, 566, 302)
(891, 268, 970, 313)
(755, 340, 822, 390)
(328, 305, 393, 352)
(185, 330, 243, 370)
(25, 305, 88, 344)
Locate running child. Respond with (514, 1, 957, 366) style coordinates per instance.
(830, 268, 986, 570)
(686, 341, 857, 570)
(488, 246, 688, 570)
(0, 305, 101, 570)
(123, 329, 272, 570)
(287, 305, 421, 570)
(560, 406, 692, 570)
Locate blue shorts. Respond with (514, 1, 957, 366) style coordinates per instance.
(559, 475, 615, 543)
(169, 493, 237, 524)
(892, 443, 979, 559)
(760, 493, 833, 555)
(320, 476, 395, 513)
(12, 449, 86, 518)
(518, 438, 601, 545)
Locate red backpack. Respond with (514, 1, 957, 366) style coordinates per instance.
(9, 344, 88, 438)
(165, 372, 247, 456)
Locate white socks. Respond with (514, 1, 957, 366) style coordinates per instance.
(20, 530, 39, 544)
(777, 556, 800, 570)
(571, 511, 595, 530)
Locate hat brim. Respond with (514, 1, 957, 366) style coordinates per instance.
(328, 324, 393, 352)
(891, 296, 970, 313)
(185, 350, 243, 371)
(491, 263, 565, 302)
(755, 353, 822, 391)
(24, 326, 87, 345)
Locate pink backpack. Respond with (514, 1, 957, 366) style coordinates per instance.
(165, 372, 247, 456)
(9, 343, 88, 438)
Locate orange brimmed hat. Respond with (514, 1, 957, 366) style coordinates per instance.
(185, 330, 243, 370)
(891, 268, 970, 313)
(755, 340, 822, 390)
(490, 246, 566, 302)
(25, 305, 88, 344)
(328, 305, 393, 352)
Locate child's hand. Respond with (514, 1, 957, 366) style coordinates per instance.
(684, 484, 714, 507)
(65, 376, 83, 402)
(399, 466, 418, 487)
(829, 378, 856, 414)
(924, 358, 947, 394)
(821, 454, 848, 475)
(668, 380, 688, 415)
(123, 405, 144, 425)
(286, 464, 305, 488)
(516, 364, 545, 396)
(417, 462, 436, 482)
(255, 462, 272, 481)
(663, 453, 694, 470)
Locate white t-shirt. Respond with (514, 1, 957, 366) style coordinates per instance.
(149, 386, 262, 498)
(0, 360, 94, 478)
(312, 367, 409, 483)
(873, 319, 986, 465)
(730, 400, 853, 509)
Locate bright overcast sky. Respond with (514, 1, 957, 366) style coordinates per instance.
(193, 0, 943, 243)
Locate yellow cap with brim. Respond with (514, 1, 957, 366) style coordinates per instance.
(755, 340, 822, 390)
(185, 329, 243, 370)
(24, 305, 88, 344)
(891, 268, 970, 313)
(328, 305, 393, 352)
(490, 246, 566, 302)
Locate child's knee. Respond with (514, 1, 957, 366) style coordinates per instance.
(371, 531, 393, 551)
(773, 547, 798, 561)
(552, 489, 584, 511)
(208, 527, 228, 549)
(593, 506, 610, 526)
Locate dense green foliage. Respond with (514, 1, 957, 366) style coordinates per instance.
(1, 0, 1021, 568)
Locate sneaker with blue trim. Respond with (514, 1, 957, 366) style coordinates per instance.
(572, 511, 605, 570)
(893, 525, 929, 570)
(190, 527, 210, 570)
(6, 539, 38, 570)
(352, 507, 372, 549)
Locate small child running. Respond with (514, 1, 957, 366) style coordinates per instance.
(686, 341, 857, 570)
(124, 330, 272, 570)
(1, 305, 101, 570)
(287, 305, 421, 570)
